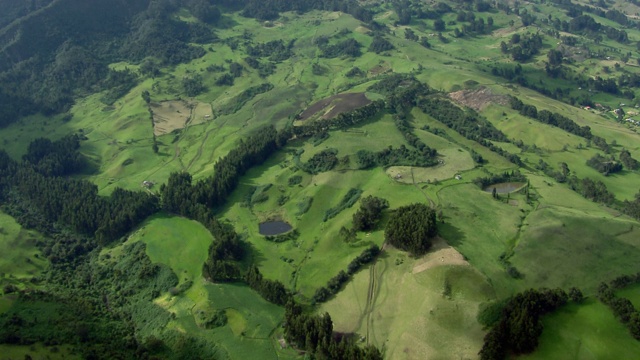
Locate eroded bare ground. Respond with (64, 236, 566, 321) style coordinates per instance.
(298, 92, 371, 121)
(448, 86, 510, 111)
(411, 237, 469, 274)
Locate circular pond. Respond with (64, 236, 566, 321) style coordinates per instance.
(483, 182, 526, 194)
(258, 221, 293, 236)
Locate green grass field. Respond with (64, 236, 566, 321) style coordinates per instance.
(521, 299, 640, 360)
(3, 2, 640, 358)
(105, 214, 294, 360)
(125, 214, 213, 285)
(322, 246, 494, 360)
(0, 211, 47, 294)
(510, 208, 640, 293)
(617, 283, 640, 309)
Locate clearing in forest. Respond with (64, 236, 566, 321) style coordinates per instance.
(448, 86, 510, 111)
(151, 100, 213, 136)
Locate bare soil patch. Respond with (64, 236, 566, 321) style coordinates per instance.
(448, 86, 510, 111)
(491, 27, 515, 38)
(368, 63, 391, 77)
(412, 237, 468, 274)
(150, 100, 213, 136)
(297, 93, 371, 121)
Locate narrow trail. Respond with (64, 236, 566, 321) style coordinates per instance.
(144, 102, 195, 179)
(411, 167, 435, 208)
(173, 103, 195, 170)
(505, 192, 538, 256)
(363, 243, 386, 345)
(364, 260, 376, 344)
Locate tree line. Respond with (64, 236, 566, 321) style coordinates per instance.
(293, 100, 386, 138)
(480, 288, 580, 360)
(597, 273, 640, 341)
(312, 245, 381, 304)
(473, 171, 527, 189)
(509, 96, 593, 139)
(284, 300, 383, 359)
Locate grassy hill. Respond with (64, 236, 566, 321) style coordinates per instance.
(2, 0, 640, 358)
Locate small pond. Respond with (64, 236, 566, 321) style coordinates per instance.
(259, 221, 293, 236)
(483, 182, 526, 194)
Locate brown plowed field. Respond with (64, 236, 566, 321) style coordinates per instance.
(298, 92, 371, 121)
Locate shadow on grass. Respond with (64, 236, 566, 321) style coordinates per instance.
(438, 222, 466, 247)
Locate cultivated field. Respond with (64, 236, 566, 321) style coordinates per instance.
(150, 100, 213, 136)
(2, 1, 640, 358)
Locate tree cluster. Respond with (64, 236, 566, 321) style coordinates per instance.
(246, 39, 293, 62)
(355, 145, 438, 170)
(417, 97, 508, 143)
(473, 171, 527, 189)
(284, 301, 383, 359)
(385, 203, 437, 255)
(320, 38, 363, 58)
(299, 149, 339, 174)
(480, 288, 570, 360)
(368, 36, 395, 54)
(586, 153, 622, 175)
(0, 137, 158, 246)
(623, 191, 640, 220)
(393, 113, 437, 158)
(620, 150, 640, 171)
(568, 177, 615, 205)
(293, 100, 386, 138)
(353, 196, 389, 231)
(499, 33, 544, 62)
(244, 56, 277, 77)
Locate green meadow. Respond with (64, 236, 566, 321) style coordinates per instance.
(521, 299, 640, 360)
(103, 214, 293, 360)
(3, 1, 640, 358)
(0, 211, 47, 295)
(322, 246, 494, 359)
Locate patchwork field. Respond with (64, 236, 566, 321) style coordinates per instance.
(151, 100, 213, 136)
(2, 1, 640, 358)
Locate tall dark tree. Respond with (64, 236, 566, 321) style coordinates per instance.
(385, 203, 437, 255)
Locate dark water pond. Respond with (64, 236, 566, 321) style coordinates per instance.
(259, 221, 293, 236)
(483, 182, 526, 194)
